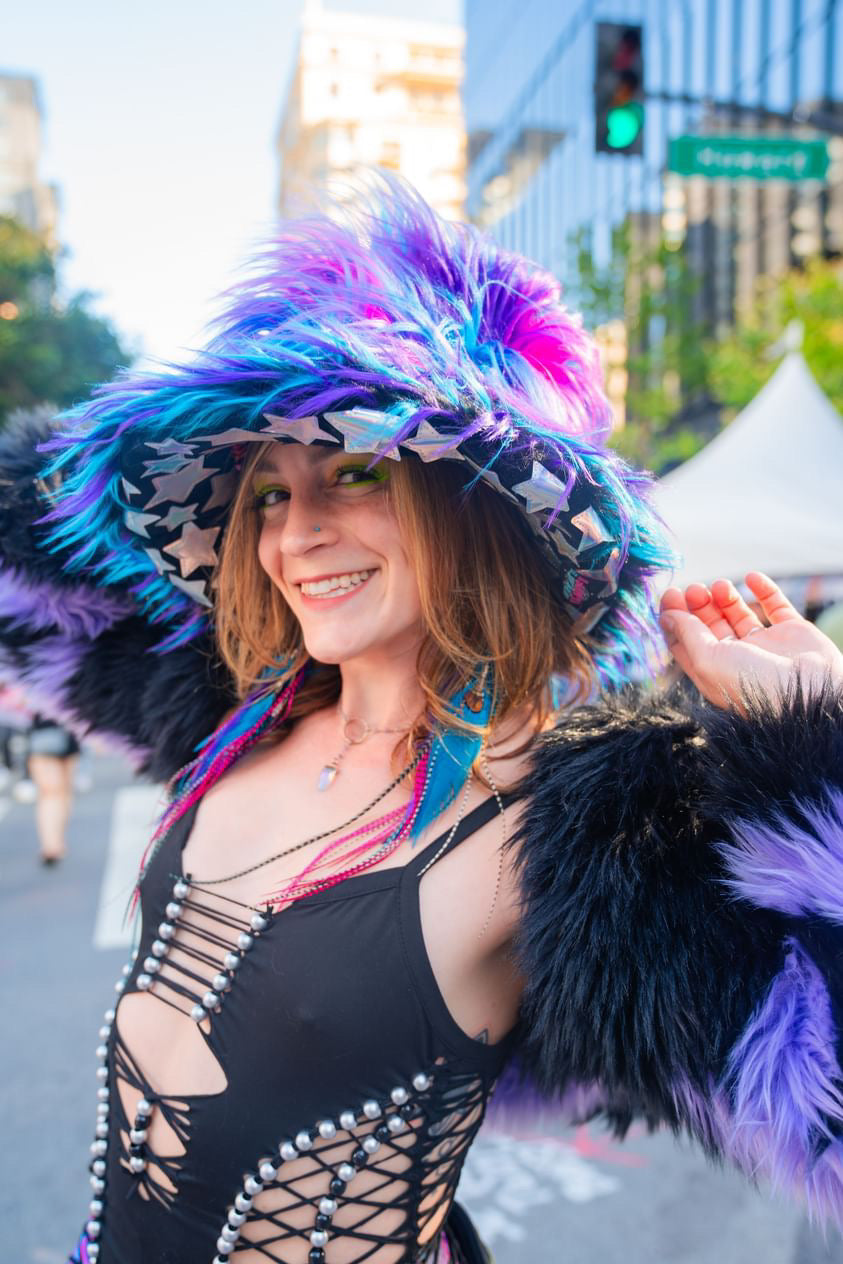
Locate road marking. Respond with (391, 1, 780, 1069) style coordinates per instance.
(93, 785, 164, 949)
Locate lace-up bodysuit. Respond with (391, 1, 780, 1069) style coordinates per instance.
(73, 795, 518, 1264)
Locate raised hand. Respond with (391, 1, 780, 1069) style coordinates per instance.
(658, 571, 843, 710)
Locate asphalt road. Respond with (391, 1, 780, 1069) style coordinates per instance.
(2, 752, 841, 1264)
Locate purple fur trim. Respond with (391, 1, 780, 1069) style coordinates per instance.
(721, 791, 843, 924)
(485, 1059, 604, 1130)
(0, 565, 133, 639)
(672, 1075, 731, 1155)
(0, 632, 148, 768)
(726, 938, 843, 1220)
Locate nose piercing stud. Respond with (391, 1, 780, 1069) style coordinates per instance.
(313, 526, 322, 533)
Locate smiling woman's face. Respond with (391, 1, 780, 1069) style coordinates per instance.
(253, 443, 424, 666)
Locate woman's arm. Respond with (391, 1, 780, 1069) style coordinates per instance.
(0, 413, 233, 779)
(511, 580, 843, 1221)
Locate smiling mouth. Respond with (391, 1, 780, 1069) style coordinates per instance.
(298, 569, 377, 599)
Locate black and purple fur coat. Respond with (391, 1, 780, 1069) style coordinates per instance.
(3, 415, 843, 1222)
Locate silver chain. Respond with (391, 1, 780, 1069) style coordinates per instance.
(190, 743, 428, 886)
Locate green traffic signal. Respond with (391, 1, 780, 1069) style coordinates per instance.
(607, 101, 644, 150)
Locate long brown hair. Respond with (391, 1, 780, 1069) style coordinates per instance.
(214, 443, 594, 742)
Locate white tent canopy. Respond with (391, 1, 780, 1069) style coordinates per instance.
(654, 352, 843, 588)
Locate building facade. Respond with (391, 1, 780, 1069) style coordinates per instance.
(464, 0, 843, 339)
(0, 72, 58, 243)
(277, 0, 465, 221)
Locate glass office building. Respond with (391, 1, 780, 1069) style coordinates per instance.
(464, 0, 842, 335)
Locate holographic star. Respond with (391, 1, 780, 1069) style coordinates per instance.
(143, 547, 176, 576)
(579, 548, 622, 597)
(467, 462, 520, 504)
(262, 413, 338, 445)
(400, 421, 450, 463)
(163, 522, 221, 577)
(143, 454, 191, 477)
(202, 427, 267, 447)
(158, 502, 199, 532)
(147, 439, 196, 457)
(511, 462, 571, 515)
(169, 575, 213, 608)
(324, 409, 401, 460)
(145, 457, 211, 509)
(122, 478, 142, 500)
(571, 507, 612, 550)
(203, 473, 237, 512)
(124, 509, 160, 539)
(546, 523, 580, 563)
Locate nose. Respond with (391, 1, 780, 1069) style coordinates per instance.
(278, 491, 336, 557)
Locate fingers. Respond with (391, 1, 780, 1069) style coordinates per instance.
(745, 572, 802, 625)
(660, 586, 688, 613)
(708, 579, 764, 639)
(683, 583, 736, 641)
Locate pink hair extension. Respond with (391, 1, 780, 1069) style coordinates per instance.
(129, 670, 304, 916)
(266, 746, 431, 908)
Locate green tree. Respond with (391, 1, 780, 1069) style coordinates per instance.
(708, 257, 843, 416)
(0, 215, 132, 426)
(572, 222, 716, 474)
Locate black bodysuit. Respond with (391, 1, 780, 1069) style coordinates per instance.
(74, 797, 517, 1264)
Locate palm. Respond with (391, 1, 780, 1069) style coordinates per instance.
(659, 571, 843, 709)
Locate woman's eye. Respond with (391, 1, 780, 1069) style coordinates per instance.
(255, 486, 289, 510)
(334, 466, 387, 487)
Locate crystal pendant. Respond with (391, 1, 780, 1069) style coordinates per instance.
(317, 764, 338, 791)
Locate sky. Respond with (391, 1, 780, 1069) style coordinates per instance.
(5, 0, 462, 365)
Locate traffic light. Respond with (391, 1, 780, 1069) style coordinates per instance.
(595, 23, 645, 156)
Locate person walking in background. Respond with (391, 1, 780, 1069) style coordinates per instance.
(27, 715, 80, 865)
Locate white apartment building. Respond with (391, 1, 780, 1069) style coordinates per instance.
(277, 0, 465, 221)
(0, 73, 58, 242)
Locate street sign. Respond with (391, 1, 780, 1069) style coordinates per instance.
(668, 134, 829, 181)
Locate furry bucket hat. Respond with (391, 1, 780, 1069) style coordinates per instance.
(39, 175, 674, 685)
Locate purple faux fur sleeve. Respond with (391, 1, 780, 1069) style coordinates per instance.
(510, 680, 843, 1225)
(0, 414, 233, 779)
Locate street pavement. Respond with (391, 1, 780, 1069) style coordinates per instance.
(2, 752, 842, 1264)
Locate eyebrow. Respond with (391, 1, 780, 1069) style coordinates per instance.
(252, 447, 345, 476)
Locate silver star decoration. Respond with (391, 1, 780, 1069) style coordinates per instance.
(203, 473, 237, 512)
(571, 601, 609, 634)
(158, 502, 199, 532)
(122, 477, 142, 500)
(464, 460, 520, 504)
(143, 454, 191, 476)
(571, 507, 612, 550)
(145, 457, 210, 509)
(124, 508, 160, 539)
(143, 547, 176, 575)
(546, 523, 580, 563)
(169, 575, 212, 608)
(163, 522, 221, 578)
(400, 421, 450, 463)
(199, 427, 268, 447)
(262, 413, 338, 445)
(324, 409, 401, 460)
(511, 462, 571, 515)
(147, 439, 195, 457)
(579, 548, 622, 597)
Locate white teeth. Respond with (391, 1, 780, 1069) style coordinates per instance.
(301, 569, 374, 598)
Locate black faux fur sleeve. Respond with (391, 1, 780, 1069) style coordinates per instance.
(0, 413, 233, 780)
(510, 680, 843, 1221)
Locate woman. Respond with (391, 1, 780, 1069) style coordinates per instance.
(0, 178, 841, 1264)
(27, 714, 80, 863)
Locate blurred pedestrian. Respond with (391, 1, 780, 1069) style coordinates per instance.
(27, 715, 80, 865)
